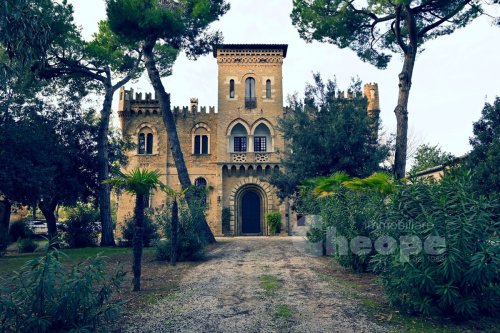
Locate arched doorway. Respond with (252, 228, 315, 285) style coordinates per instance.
(241, 191, 261, 234)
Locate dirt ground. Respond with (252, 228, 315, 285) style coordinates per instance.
(120, 237, 388, 333)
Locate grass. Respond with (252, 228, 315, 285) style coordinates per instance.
(259, 274, 280, 295)
(274, 304, 293, 318)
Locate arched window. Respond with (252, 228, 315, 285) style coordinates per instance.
(138, 133, 145, 154)
(253, 123, 272, 152)
(192, 124, 210, 155)
(245, 77, 256, 109)
(138, 127, 154, 155)
(266, 79, 271, 99)
(195, 177, 207, 187)
(230, 123, 248, 152)
(146, 133, 153, 154)
(229, 79, 235, 98)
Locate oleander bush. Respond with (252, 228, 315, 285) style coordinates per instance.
(17, 237, 37, 253)
(371, 170, 499, 318)
(266, 211, 282, 234)
(121, 214, 159, 247)
(0, 244, 125, 332)
(8, 220, 29, 242)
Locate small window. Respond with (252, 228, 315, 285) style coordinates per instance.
(234, 137, 247, 152)
(266, 79, 271, 99)
(229, 79, 235, 98)
(201, 135, 208, 154)
(146, 133, 153, 154)
(195, 177, 207, 187)
(254, 136, 267, 152)
(194, 135, 209, 155)
(245, 77, 255, 98)
(144, 192, 151, 208)
(138, 133, 145, 154)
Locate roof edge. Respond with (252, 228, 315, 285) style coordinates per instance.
(213, 44, 288, 58)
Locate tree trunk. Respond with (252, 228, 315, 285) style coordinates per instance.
(393, 6, 418, 179)
(170, 197, 178, 266)
(0, 197, 11, 240)
(98, 83, 116, 246)
(38, 197, 58, 239)
(142, 42, 215, 244)
(133, 194, 144, 292)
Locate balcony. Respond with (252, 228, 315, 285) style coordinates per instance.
(245, 97, 257, 109)
(230, 152, 274, 163)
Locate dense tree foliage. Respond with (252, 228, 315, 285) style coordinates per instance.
(0, 92, 101, 237)
(270, 74, 389, 201)
(291, 0, 497, 178)
(106, 0, 230, 244)
(467, 97, 500, 196)
(409, 144, 455, 174)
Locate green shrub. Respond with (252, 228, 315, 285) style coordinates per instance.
(155, 198, 206, 262)
(9, 220, 28, 241)
(266, 211, 282, 234)
(63, 204, 100, 248)
(371, 170, 499, 318)
(0, 245, 125, 332)
(121, 214, 159, 247)
(222, 207, 231, 235)
(17, 237, 37, 253)
(154, 239, 171, 261)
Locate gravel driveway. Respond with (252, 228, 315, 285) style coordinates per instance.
(124, 237, 388, 333)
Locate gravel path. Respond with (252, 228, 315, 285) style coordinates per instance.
(124, 237, 388, 333)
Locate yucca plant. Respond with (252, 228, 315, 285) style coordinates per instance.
(105, 168, 167, 291)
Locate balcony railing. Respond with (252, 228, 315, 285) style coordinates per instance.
(245, 97, 257, 109)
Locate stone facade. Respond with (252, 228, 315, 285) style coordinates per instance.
(115, 44, 380, 237)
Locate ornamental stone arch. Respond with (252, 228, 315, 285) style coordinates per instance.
(250, 118, 275, 136)
(228, 176, 276, 236)
(226, 118, 251, 136)
(191, 122, 211, 155)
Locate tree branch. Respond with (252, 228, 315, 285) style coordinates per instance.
(395, 6, 408, 53)
(417, 0, 473, 37)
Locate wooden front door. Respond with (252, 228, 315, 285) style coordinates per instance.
(241, 191, 261, 234)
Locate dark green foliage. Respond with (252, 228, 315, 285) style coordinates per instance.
(121, 214, 159, 247)
(154, 239, 171, 262)
(63, 204, 100, 248)
(0, 245, 125, 332)
(266, 212, 282, 234)
(8, 221, 28, 241)
(17, 237, 37, 253)
(270, 74, 388, 200)
(371, 171, 499, 318)
(221, 207, 231, 235)
(155, 198, 206, 262)
(409, 144, 455, 174)
(320, 187, 385, 272)
(467, 96, 500, 196)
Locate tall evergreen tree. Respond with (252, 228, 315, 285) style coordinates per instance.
(106, 0, 230, 243)
(291, 0, 497, 178)
(270, 74, 389, 201)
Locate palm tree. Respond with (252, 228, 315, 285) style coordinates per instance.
(105, 168, 165, 291)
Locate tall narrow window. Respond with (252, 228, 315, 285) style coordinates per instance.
(194, 135, 201, 155)
(229, 79, 235, 98)
(266, 79, 271, 99)
(234, 137, 247, 152)
(245, 77, 256, 109)
(245, 77, 255, 98)
(144, 192, 151, 208)
(138, 133, 145, 154)
(146, 133, 153, 154)
(201, 135, 209, 154)
(254, 136, 267, 152)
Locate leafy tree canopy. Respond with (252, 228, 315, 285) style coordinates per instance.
(291, 0, 485, 69)
(409, 144, 455, 174)
(467, 96, 500, 195)
(270, 74, 389, 200)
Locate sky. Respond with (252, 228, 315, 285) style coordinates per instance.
(69, 0, 500, 160)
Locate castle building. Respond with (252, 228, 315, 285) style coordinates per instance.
(116, 44, 380, 237)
